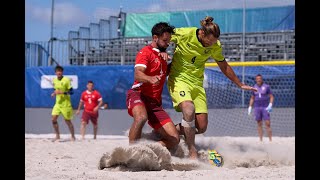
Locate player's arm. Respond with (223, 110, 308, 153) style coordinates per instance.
(212, 43, 241, 87)
(51, 88, 57, 97)
(101, 102, 108, 109)
(269, 93, 274, 104)
(53, 87, 74, 95)
(76, 100, 83, 115)
(63, 88, 74, 95)
(211, 42, 255, 91)
(216, 60, 257, 92)
(94, 97, 103, 112)
(266, 86, 274, 112)
(98, 99, 103, 108)
(51, 80, 60, 97)
(52, 88, 66, 96)
(249, 95, 254, 107)
(135, 49, 161, 84)
(135, 66, 161, 85)
(64, 78, 74, 95)
(216, 60, 242, 87)
(247, 95, 255, 115)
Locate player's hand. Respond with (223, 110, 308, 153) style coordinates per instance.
(248, 106, 252, 115)
(93, 107, 99, 112)
(159, 52, 171, 61)
(54, 90, 63, 94)
(76, 110, 80, 115)
(100, 104, 108, 109)
(240, 84, 258, 92)
(266, 103, 272, 113)
(149, 75, 161, 85)
(51, 92, 55, 97)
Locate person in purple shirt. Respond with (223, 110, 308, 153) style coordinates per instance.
(248, 74, 274, 142)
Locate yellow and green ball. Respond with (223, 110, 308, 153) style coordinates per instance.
(208, 149, 224, 167)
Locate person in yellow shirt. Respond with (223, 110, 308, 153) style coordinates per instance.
(51, 65, 76, 141)
(166, 16, 257, 159)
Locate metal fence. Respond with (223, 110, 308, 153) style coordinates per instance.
(25, 30, 295, 67)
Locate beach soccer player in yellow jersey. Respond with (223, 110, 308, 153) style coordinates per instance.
(166, 16, 258, 159)
(50, 65, 76, 142)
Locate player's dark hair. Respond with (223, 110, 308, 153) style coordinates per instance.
(200, 16, 220, 38)
(55, 65, 64, 72)
(151, 22, 175, 37)
(256, 74, 262, 77)
(88, 80, 94, 84)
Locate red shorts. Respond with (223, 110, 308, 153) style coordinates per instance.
(126, 89, 172, 130)
(81, 110, 99, 125)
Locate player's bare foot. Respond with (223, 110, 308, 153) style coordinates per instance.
(189, 153, 198, 159)
(189, 148, 198, 159)
(52, 136, 60, 142)
(71, 137, 76, 141)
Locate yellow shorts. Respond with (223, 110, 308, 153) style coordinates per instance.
(51, 105, 73, 120)
(167, 79, 208, 113)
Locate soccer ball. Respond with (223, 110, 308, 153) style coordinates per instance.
(208, 149, 224, 167)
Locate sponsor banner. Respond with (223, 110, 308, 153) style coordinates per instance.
(40, 75, 78, 89)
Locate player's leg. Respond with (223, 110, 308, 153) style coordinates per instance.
(62, 106, 76, 141)
(168, 81, 197, 158)
(265, 120, 272, 142)
(93, 123, 98, 140)
(81, 111, 90, 140)
(254, 107, 263, 141)
(262, 109, 272, 142)
(52, 115, 60, 141)
(195, 113, 208, 134)
(90, 112, 99, 140)
(51, 105, 61, 141)
(175, 110, 208, 135)
(257, 120, 263, 142)
(155, 122, 180, 149)
(179, 101, 197, 159)
(168, 80, 184, 135)
(192, 87, 208, 134)
(64, 120, 76, 141)
(80, 121, 87, 140)
(175, 123, 184, 135)
(147, 107, 180, 150)
(179, 86, 208, 158)
(129, 105, 147, 144)
(126, 89, 147, 144)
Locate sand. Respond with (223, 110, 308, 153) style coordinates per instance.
(25, 134, 295, 180)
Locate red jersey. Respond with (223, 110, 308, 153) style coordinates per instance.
(80, 90, 102, 112)
(131, 45, 167, 104)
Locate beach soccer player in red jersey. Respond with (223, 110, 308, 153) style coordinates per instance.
(76, 80, 103, 140)
(126, 22, 180, 151)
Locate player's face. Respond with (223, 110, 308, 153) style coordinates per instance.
(55, 70, 63, 78)
(201, 34, 218, 47)
(155, 32, 171, 52)
(255, 76, 263, 86)
(87, 83, 94, 91)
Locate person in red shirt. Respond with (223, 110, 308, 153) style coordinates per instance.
(126, 22, 179, 151)
(76, 80, 103, 140)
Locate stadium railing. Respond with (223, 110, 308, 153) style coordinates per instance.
(25, 30, 295, 67)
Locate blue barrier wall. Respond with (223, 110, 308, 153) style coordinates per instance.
(25, 65, 295, 109)
(25, 66, 136, 109)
